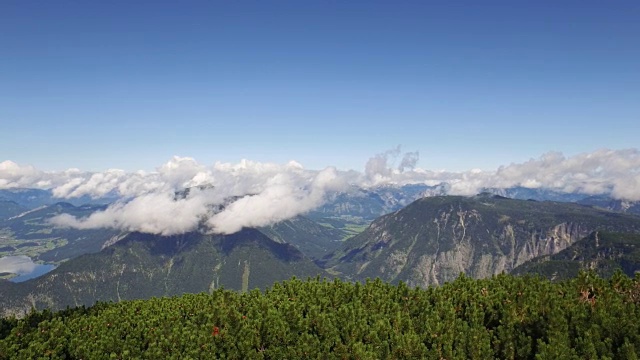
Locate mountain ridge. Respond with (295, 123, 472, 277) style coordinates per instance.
(324, 194, 640, 286)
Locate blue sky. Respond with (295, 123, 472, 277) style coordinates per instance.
(1, 1, 638, 172)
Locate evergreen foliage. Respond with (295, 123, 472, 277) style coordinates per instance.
(2, 272, 640, 359)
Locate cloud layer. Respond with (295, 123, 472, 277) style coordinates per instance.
(47, 158, 346, 235)
(2, 148, 640, 235)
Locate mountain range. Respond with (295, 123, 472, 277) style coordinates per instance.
(322, 194, 640, 287)
(2, 186, 640, 315)
(0, 188, 117, 209)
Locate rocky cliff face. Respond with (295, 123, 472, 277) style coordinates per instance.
(403, 220, 590, 287)
(325, 195, 640, 286)
(513, 231, 640, 280)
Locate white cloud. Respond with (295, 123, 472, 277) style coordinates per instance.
(485, 149, 640, 197)
(4, 147, 640, 235)
(364, 146, 422, 185)
(207, 167, 343, 234)
(0, 255, 38, 275)
(360, 148, 640, 200)
(0, 161, 63, 189)
(51, 190, 214, 236)
(49, 161, 348, 235)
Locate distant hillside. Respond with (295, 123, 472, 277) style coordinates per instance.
(0, 228, 325, 316)
(0, 200, 26, 221)
(485, 186, 590, 202)
(578, 195, 640, 216)
(259, 216, 349, 260)
(0, 202, 120, 263)
(0, 188, 116, 209)
(513, 231, 640, 280)
(324, 194, 640, 286)
(0, 189, 62, 209)
(307, 184, 432, 221)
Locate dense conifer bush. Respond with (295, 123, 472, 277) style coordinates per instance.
(2, 271, 640, 359)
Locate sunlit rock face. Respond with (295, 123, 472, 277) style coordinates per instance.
(326, 195, 640, 286)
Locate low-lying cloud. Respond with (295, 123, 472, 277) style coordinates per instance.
(0, 255, 38, 275)
(2, 148, 640, 235)
(458, 149, 640, 198)
(47, 159, 346, 235)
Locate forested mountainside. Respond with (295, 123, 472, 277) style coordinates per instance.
(0, 229, 325, 316)
(258, 216, 348, 260)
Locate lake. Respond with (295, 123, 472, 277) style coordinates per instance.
(0, 255, 57, 282)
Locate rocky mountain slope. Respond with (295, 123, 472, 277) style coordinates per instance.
(324, 194, 640, 287)
(513, 231, 640, 280)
